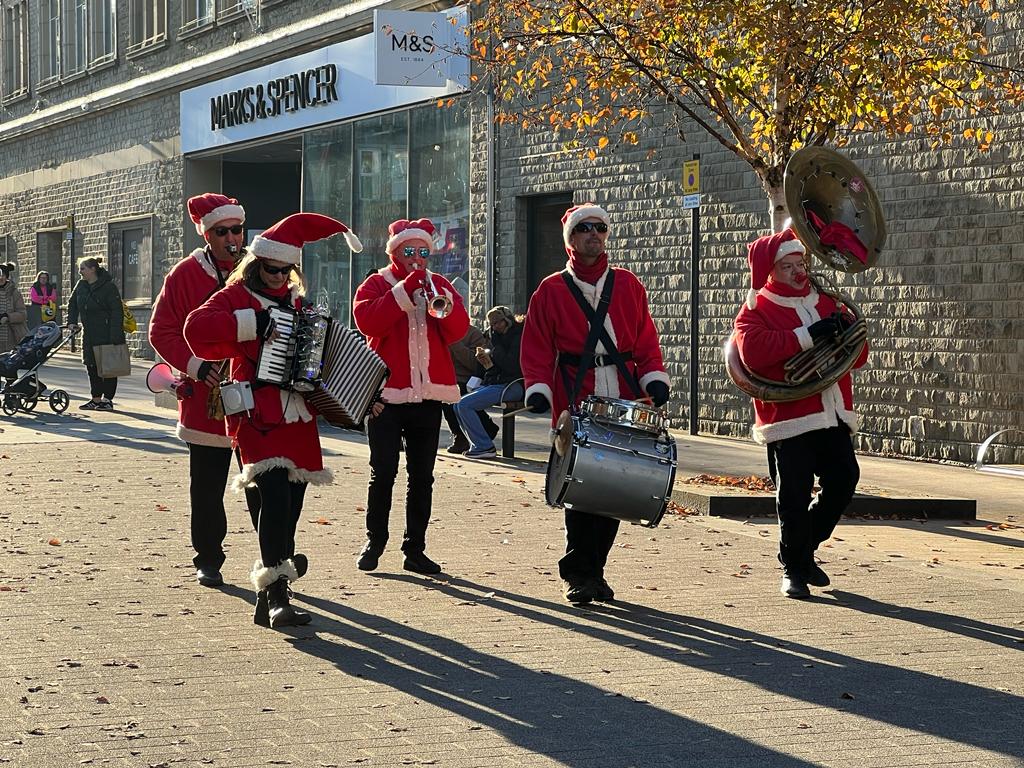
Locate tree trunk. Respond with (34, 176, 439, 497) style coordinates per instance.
(767, 184, 788, 233)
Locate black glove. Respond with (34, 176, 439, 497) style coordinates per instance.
(807, 316, 840, 342)
(835, 311, 855, 331)
(255, 309, 274, 340)
(197, 360, 215, 382)
(526, 393, 550, 414)
(0, 312, 7, 321)
(645, 380, 670, 407)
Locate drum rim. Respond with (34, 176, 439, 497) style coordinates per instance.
(582, 394, 666, 433)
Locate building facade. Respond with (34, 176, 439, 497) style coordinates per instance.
(1, 0, 1022, 465)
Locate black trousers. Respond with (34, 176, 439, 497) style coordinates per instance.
(767, 426, 860, 571)
(365, 401, 441, 554)
(253, 467, 307, 569)
(85, 364, 118, 400)
(441, 382, 496, 442)
(187, 443, 261, 570)
(558, 509, 620, 582)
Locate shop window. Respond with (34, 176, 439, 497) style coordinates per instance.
(1, 0, 29, 101)
(108, 217, 153, 303)
(409, 102, 470, 303)
(128, 0, 166, 53)
(303, 123, 354, 323)
(180, 0, 213, 33)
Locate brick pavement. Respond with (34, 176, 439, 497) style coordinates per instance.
(1, 363, 1023, 767)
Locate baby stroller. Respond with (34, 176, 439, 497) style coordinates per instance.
(0, 322, 77, 416)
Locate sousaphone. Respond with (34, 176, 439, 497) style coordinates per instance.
(725, 146, 885, 402)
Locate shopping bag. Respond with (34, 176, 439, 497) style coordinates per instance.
(122, 301, 138, 333)
(94, 343, 132, 378)
(41, 300, 57, 322)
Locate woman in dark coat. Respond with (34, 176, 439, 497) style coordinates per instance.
(67, 257, 125, 411)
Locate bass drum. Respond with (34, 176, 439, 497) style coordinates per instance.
(545, 410, 677, 528)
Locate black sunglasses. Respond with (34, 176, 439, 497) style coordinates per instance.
(403, 246, 432, 258)
(573, 222, 608, 234)
(212, 225, 244, 237)
(260, 263, 294, 276)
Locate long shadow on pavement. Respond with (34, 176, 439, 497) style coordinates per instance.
(291, 592, 819, 768)
(358, 573, 1023, 760)
(0, 409, 184, 454)
(826, 589, 1024, 650)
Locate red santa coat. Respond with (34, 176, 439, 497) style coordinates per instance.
(353, 267, 468, 404)
(183, 282, 331, 490)
(521, 265, 669, 425)
(149, 248, 230, 448)
(733, 285, 869, 444)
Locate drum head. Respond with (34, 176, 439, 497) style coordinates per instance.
(553, 410, 572, 457)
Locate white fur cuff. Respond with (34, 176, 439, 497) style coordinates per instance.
(235, 308, 257, 342)
(392, 281, 415, 313)
(794, 327, 814, 351)
(524, 382, 553, 408)
(639, 370, 671, 392)
(186, 355, 204, 380)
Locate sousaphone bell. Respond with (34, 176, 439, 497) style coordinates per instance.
(725, 146, 885, 402)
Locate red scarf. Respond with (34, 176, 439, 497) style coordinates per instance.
(389, 258, 408, 280)
(566, 250, 608, 285)
(262, 282, 291, 299)
(214, 257, 235, 273)
(765, 276, 811, 298)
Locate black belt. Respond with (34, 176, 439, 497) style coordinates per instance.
(558, 351, 633, 368)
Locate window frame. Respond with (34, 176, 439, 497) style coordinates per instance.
(108, 214, 155, 305)
(126, 0, 166, 56)
(1, 0, 30, 103)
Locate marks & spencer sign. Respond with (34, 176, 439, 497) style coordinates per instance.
(209, 64, 339, 131)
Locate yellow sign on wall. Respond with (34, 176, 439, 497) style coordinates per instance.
(683, 160, 700, 194)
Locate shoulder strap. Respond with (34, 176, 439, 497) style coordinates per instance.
(559, 269, 642, 404)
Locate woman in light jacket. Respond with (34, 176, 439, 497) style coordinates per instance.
(0, 262, 29, 355)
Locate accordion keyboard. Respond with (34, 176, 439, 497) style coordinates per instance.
(254, 306, 298, 386)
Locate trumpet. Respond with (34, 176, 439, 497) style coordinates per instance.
(422, 274, 453, 319)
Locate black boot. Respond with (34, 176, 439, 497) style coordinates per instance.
(267, 577, 311, 627)
(253, 589, 270, 627)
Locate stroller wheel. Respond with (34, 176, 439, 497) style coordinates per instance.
(19, 395, 38, 413)
(49, 390, 70, 414)
(2, 393, 21, 416)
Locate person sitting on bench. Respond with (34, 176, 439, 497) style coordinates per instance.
(453, 306, 524, 459)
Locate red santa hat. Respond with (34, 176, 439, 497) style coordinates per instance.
(562, 203, 610, 248)
(746, 228, 805, 309)
(249, 213, 362, 264)
(187, 193, 246, 236)
(386, 218, 437, 254)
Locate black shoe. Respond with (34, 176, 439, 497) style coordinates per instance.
(253, 589, 270, 627)
(267, 577, 311, 628)
(803, 560, 830, 588)
(781, 573, 811, 599)
(563, 579, 595, 605)
(588, 577, 615, 602)
(293, 553, 308, 579)
(356, 542, 383, 571)
(196, 567, 224, 587)
(403, 551, 442, 575)
(446, 436, 470, 454)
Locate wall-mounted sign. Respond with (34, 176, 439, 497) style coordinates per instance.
(209, 64, 339, 131)
(374, 9, 469, 88)
(180, 10, 467, 155)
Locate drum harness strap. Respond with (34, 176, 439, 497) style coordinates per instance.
(558, 269, 643, 409)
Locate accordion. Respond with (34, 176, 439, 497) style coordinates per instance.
(255, 305, 388, 429)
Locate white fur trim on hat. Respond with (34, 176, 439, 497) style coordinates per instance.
(344, 231, 363, 253)
(562, 205, 610, 247)
(776, 239, 805, 260)
(249, 235, 302, 264)
(386, 228, 434, 255)
(200, 204, 245, 234)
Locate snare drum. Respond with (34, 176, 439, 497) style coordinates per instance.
(545, 397, 677, 527)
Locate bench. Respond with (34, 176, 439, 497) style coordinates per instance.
(498, 399, 525, 458)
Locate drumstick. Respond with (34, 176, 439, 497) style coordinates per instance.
(503, 405, 533, 418)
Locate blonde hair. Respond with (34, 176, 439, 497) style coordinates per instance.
(227, 253, 306, 296)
